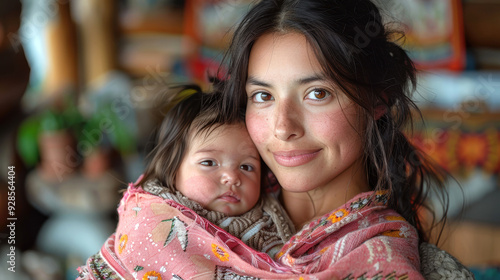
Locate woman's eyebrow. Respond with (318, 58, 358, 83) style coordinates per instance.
(246, 76, 271, 87)
(247, 75, 327, 88)
(297, 75, 326, 85)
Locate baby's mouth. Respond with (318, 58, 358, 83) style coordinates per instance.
(218, 192, 240, 203)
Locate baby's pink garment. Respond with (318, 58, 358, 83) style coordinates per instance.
(77, 181, 423, 279)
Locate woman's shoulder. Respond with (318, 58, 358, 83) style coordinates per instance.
(419, 242, 475, 280)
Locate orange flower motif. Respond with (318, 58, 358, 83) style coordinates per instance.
(275, 251, 284, 259)
(211, 244, 230, 262)
(385, 215, 405, 221)
(319, 247, 329, 254)
(328, 209, 349, 224)
(142, 271, 162, 280)
(382, 230, 402, 238)
(118, 234, 128, 254)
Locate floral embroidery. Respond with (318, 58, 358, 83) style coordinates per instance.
(134, 265, 144, 272)
(161, 216, 188, 251)
(142, 270, 162, 280)
(275, 251, 284, 259)
(83, 252, 121, 279)
(118, 234, 128, 254)
(212, 244, 230, 262)
(343, 271, 409, 280)
(328, 209, 349, 223)
(375, 191, 389, 205)
(132, 205, 142, 216)
(358, 217, 370, 229)
(215, 266, 260, 279)
(350, 197, 370, 211)
(385, 216, 405, 221)
(285, 253, 295, 266)
(399, 225, 411, 238)
(381, 230, 402, 238)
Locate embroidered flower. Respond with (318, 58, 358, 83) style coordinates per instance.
(358, 217, 370, 229)
(381, 230, 401, 238)
(319, 247, 329, 254)
(375, 190, 389, 204)
(328, 209, 349, 223)
(275, 251, 284, 259)
(142, 270, 162, 280)
(385, 215, 405, 221)
(132, 205, 142, 216)
(399, 225, 411, 238)
(382, 226, 412, 238)
(118, 234, 128, 254)
(285, 254, 295, 266)
(350, 197, 370, 211)
(211, 244, 230, 262)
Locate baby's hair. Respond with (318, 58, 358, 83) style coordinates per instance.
(138, 84, 245, 190)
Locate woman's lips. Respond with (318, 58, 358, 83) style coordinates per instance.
(273, 149, 321, 167)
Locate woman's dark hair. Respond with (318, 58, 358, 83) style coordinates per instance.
(138, 84, 245, 190)
(217, 0, 449, 242)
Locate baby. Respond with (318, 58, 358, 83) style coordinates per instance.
(137, 85, 294, 257)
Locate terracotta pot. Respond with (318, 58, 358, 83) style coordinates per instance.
(38, 130, 79, 181)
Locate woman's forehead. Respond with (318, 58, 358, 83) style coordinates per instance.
(248, 32, 324, 81)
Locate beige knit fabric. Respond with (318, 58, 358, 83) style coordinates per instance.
(143, 180, 295, 256)
(420, 242, 476, 280)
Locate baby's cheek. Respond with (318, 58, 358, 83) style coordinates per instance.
(178, 175, 217, 206)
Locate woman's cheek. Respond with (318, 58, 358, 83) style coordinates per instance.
(245, 111, 268, 148)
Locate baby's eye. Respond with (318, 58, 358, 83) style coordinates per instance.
(240, 164, 254, 172)
(306, 88, 330, 101)
(200, 160, 217, 167)
(252, 92, 274, 103)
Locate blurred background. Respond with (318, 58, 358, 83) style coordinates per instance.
(0, 0, 499, 279)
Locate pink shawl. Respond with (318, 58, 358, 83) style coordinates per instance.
(77, 182, 423, 279)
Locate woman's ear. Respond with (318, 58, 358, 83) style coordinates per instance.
(374, 103, 387, 120)
(374, 94, 389, 120)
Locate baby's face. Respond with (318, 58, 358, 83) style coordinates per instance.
(175, 123, 261, 216)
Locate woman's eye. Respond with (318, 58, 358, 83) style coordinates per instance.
(306, 88, 330, 101)
(252, 92, 274, 103)
(200, 160, 217, 167)
(240, 164, 254, 172)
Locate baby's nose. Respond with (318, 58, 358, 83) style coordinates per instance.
(220, 170, 241, 187)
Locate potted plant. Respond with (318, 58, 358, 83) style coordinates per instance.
(17, 97, 84, 181)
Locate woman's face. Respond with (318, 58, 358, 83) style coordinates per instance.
(245, 32, 366, 194)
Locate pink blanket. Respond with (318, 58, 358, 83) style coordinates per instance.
(78, 183, 423, 279)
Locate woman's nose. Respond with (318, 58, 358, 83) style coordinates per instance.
(273, 99, 304, 141)
(220, 170, 241, 187)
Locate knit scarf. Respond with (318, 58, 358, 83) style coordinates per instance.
(142, 179, 295, 257)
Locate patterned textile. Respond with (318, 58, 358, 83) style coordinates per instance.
(419, 242, 475, 280)
(78, 182, 426, 279)
(141, 179, 295, 257)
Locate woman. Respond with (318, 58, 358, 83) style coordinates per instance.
(216, 0, 474, 278)
(78, 1, 474, 279)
